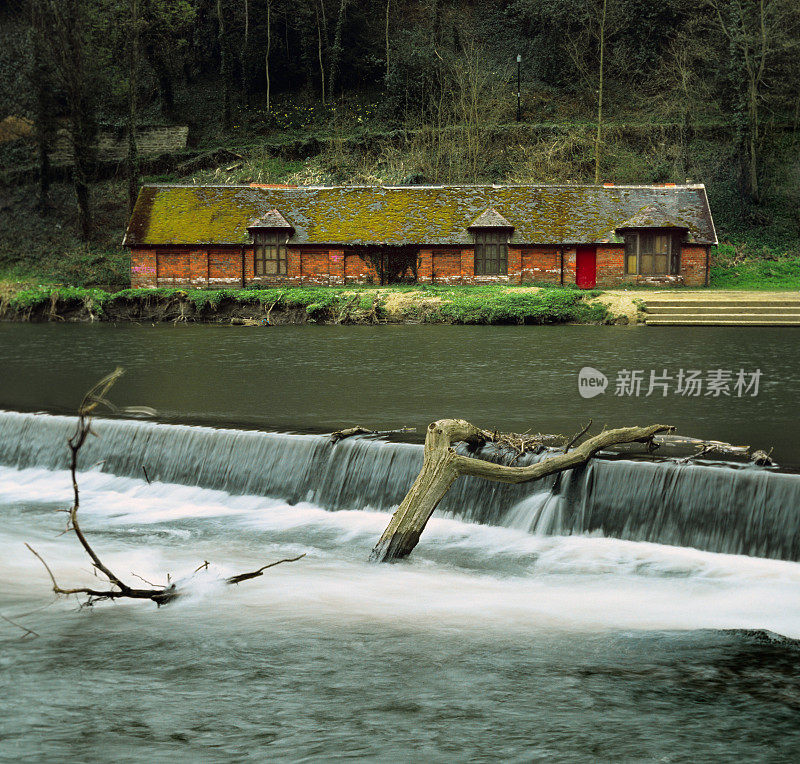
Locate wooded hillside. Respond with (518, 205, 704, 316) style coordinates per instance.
(1, 0, 799, 285)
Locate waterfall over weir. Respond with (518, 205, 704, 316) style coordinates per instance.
(1, 410, 799, 561)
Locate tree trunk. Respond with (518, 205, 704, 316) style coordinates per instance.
(316, 0, 326, 104)
(265, 0, 271, 111)
(746, 80, 761, 202)
(385, 0, 390, 79)
(126, 0, 140, 215)
(241, 0, 249, 102)
(328, 0, 350, 96)
(370, 419, 673, 562)
(30, 1, 54, 212)
(217, 0, 231, 130)
(593, 0, 607, 184)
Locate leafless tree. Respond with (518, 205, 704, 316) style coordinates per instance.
(27, 369, 305, 607)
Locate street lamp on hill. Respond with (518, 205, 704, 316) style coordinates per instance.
(516, 54, 522, 122)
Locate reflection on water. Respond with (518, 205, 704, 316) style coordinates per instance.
(0, 322, 797, 463)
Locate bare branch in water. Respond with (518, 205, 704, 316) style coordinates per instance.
(26, 369, 306, 608)
(0, 611, 40, 640)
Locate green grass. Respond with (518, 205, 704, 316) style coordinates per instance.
(0, 284, 609, 325)
(710, 258, 800, 290)
(708, 243, 800, 290)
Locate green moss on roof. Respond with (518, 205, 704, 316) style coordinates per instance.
(124, 184, 717, 247)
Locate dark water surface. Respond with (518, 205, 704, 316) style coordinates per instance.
(0, 322, 797, 462)
(2, 323, 800, 761)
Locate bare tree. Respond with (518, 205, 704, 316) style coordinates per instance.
(27, 0, 58, 211)
(265, 0, 271, 111)
(217, 0, 232, 130)
(594, 0, 607, 183)
(706, 0, 800, 201)
(126, 0, 141, 215)
(385, 0, 390, 79)
(328, 0, 350, 96)
(564, 0, 623, 185)
(36, 0, 98, 238)
(27, 369, 305, 607)
(315, 0, 328, 104)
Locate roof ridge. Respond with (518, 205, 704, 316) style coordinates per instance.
(138, 182, 708, 190)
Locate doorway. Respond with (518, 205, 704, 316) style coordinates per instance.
(576, 246, 597, 289)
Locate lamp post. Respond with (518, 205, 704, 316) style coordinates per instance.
(516, 54, 522, 122)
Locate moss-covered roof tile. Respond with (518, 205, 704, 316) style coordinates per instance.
(123, 184, 717, 247)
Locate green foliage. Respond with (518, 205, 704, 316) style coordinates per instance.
(711, 256, 800, 290)
(1, 284, 610, 325)
(427, 287, 608, 325)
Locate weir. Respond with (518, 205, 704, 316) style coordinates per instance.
(1, 410, 799, 561)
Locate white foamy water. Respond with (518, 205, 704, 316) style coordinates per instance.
(2, 464, 800, 639)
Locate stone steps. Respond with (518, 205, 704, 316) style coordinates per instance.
(643, 295, 800, 325)
(646, 317, 800, 326)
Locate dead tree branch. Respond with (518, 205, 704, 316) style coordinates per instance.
(370, 418, 674, 562)
(0, 611, 40, 640)
(565, 419, 593, 451)
(27, 368, 306, 607)
(329, 426, 415, 444)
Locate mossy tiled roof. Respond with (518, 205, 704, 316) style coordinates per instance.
(124, 184, 717, 247)
(469, 208, 513, 229)
(616, 205, 690, 230)
(248, 209, 293, 229)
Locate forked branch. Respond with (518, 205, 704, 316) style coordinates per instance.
(370, 418, 674, 562)
(27, 369, 305, 607)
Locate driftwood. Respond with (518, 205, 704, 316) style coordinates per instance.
(370, 418, 674, 563)
(329, 425, 415, 444)
(27, 369, 305, 607)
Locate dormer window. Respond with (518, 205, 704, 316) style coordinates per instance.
(248, 209, 293, 277)
(616, 206, 686, 277)
(474, 230, 508, 275)
(253, 230, 289, 275)
(469, 208, 513, 276)
(624, 231, 680, 276)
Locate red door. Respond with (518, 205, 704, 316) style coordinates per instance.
(576, 246, 597, 289)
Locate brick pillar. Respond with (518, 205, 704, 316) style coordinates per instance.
(130, 249, 157, 288)
(461, 248, 474, 284)
(418, 249, 433, 283)
(508, 247, 522, 284)
(287, 247, 302, 285)
(329, 249, 345, 285)
(189, 249, 208, 287)
(563, 248, 577, 285)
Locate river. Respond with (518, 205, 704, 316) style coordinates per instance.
(1, 323, 799, 761)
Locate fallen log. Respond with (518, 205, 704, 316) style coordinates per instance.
(369, 418, 674, 563)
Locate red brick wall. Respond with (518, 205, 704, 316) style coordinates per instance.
(209, 248, 242, 286)
(345, 253, 380, 283)
(596, 245, 624, 287)
(679, 246, 708, 287)
(130, 249, 157, 288)
(563, 248, 577, 286)
(521, 248, 561, 284)
(592, 244, 708, 287)
(130, 243, 708, 288)
(156, 251, 191, 286)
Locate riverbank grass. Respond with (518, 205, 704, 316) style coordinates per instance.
(0, 283, 613, 325)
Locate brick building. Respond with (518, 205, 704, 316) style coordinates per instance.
(124, 183, 717, 289)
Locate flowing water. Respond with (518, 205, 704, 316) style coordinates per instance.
(2, 324, 800, 761)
